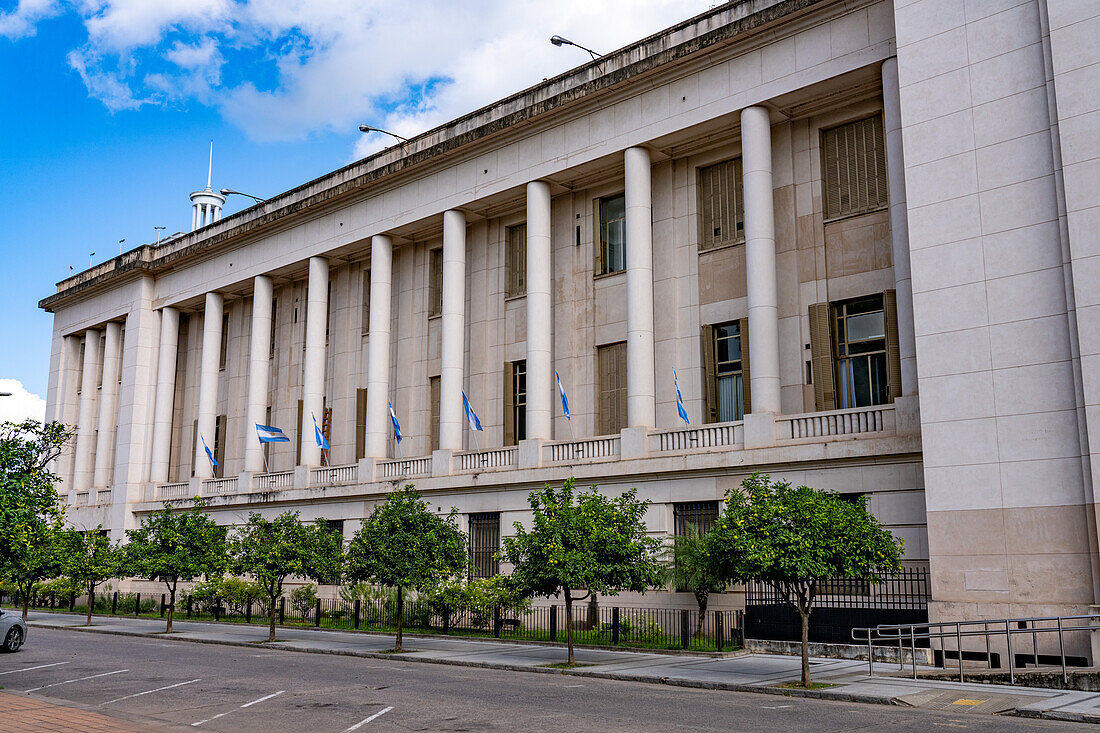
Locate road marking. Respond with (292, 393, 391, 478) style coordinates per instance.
(761, 705, 792, 709)
(25, 668, 128, 693)
(344, 706, 394, 731)
(101, 678, 201, 705)
(191, 690, 285, 727)
(564, 684, 585, 688)
(951, 699, 985, 706)
(0, 661, 71, 676)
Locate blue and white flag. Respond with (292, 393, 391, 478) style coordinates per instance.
(556, 371, 571, 421)
(255, 424, 290, 443)
(201, 435, 218, 468)
(312, 413, 330, 451)
(674, 370, 689, 425)
(462, 391, 483, 432)
(389, 401, 403, 444)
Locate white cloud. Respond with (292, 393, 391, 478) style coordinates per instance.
(0, 0, 60, 39)
(0, 379, 47, 425)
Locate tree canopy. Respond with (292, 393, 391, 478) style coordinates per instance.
(501, 478, 664, 664)
(344, 485, 467, 651)
(60, 527, 125, 627)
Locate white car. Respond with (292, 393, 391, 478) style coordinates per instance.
(0, 607, 27, 652)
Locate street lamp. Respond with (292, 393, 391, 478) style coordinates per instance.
(154, 226, 166, 245)
(0, 392, 11, 397)
(550, 35, 601, 60)
(220, 188, 267, 204)
(358, 124, 409, 148)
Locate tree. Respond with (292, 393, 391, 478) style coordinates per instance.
(60, 527, 125, 627)
(707, 472, 903, 687)
(664, 523, 726, 638)
(0, 420, 72, 619)
(230, 511, 343, 642)
(125, 498, 228, 633)
(501, 479, 665, 665)
(344, 486, 467, 652)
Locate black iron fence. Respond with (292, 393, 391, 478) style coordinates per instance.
(744, 569, 930, 644)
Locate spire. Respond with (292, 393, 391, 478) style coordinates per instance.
(206, 140, 213, 190)
(191, 140, 225, 232)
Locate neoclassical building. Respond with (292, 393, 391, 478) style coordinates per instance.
(39, 0, 1100, 633)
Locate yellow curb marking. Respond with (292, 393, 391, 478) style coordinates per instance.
(951, 699, 986, 706)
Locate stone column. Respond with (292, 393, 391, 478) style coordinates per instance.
(300, 256, 329, 466)
(245, 276, 273, 472)
(440, 210, 466, 451)
(72, 328, 102, 491)
(149, 306, 179, 484)
(54, 334, 83, 487)
(365, 235, 393, 460)
(882, 57, 918, 397)
(526, 181, 553, 440)
(194, 292, 223, 479)
(741, 106, 782, 414)
(625, 147, 656, 428)
(93, 321, 123, 488)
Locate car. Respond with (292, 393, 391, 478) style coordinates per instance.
(0, 607, 27, 652)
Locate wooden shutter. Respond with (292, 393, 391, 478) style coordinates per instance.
(739, 317, 752, 416)
(593, 198, 603, 275)
(214, 414, 226, 478)
(883, 289, 902, 402)
(295, 399, 303, 465)
(698, 158, 744, 251)
(822, 115, 888, 220)
(429, 376, 441, 452)
(809, 304, 836, 411)
(702, 325, 717, 423)
(191, 419, 198, 477)
(503, 362, 515, 446)
(598, 342, 627, 435)
(361, 271, 370, 335)
(429, 249, 443, 316)
(506, 225, 527, 298)
(355, 388, 367, 460)
(219, 313, 230, 370)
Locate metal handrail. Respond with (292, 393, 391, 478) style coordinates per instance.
(853, 613, 1100, 684)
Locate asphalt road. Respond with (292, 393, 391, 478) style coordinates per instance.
(0, 627, 1090, 732)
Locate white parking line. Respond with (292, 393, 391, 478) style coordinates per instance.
(25, 668, 128, 693)
(191, 690, 285, 727)
(101, 678, 201, 705)
(344, 706, 394, 731)
(0, 661, 71, 676)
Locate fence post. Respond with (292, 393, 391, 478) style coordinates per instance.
(737, 610, 746, 647)
(680, 609, 689, 650)
(493, 607, 502, 638)
(441, 605, 448, 635)
(112, 591, 118, 615)
(279, 597, 285, 625)
(354, 599, 361, 630)
(315, 599, 322, 627)
(50, 591, 55, 610)
(69, 592, 75, 611)
(246, 601, 252, 624)
(187, 595, 192, 619)
(716, 610, 724, 652)
(612, 607, 620, 646)
(161, 594, 166, 618)
(134, 593, 141, 616)
(550, 605, 557, 642)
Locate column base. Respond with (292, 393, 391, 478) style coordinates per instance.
(518, 439, 544, 469)
(432, 449, 453, 477)
(743, 412, 777, 449)
(893, 394, 921, 436)
(358, 457, 378, 483)
(620, 426, 650, 460)
(238, 471, 254, 493)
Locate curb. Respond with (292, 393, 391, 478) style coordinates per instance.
(32, 621, 898, 708)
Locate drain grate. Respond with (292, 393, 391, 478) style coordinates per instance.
(894, 689, 1033, 715)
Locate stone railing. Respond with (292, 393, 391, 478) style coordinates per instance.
(777, 405, 895, 441)
(202, 477, 239, 494)
(544, 435, 621, 464)
(252, 471, 294, 490)
(456, 447, 518, 472)
(156, 482, 190, 500)
(378, 457, 432, 479)
(649, 421, 744, 453)
(311, 464, 359, 485)
(96, 489, 113, 505)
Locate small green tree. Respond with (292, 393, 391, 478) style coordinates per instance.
(707, 472, 903, 687)
(501, 478, 665, 665)
(4, 530, 63, 621)
(60, 527, 125, 627)
(125, 498, 228, 633)
(230, 511, 343, 641)
(664, 523, 726, 638)
(344, 486, 467, 652)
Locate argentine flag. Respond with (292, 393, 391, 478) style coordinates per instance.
(389, 401, 403, 443)
(462, 391, 483, 432)
(556, 371, 571, 421)
(255, 424, 290, 443)
(201, 435, 218, 468)
(312, 413, 330, 450)
(674, 370, 689, 425)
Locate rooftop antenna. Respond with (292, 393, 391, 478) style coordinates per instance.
(207, 140, 213, 189)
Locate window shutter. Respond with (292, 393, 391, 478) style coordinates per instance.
(214, 414, 226, 478)
(503, 362, 515, 446)
(739, 317, 752, 416)
(429, 249, 443, 316)
(809, 304, 836, 411)
(296, 399, 303, 465)
(592, 198, 603, 275)
(355, 388, 367, 460)
(883, 289, 902, 402)
(322, 406, 332, 466)
(361, 271, 370, 335)
(430, 376, 441, 452)
(702, 325, 717, 423)
(191, 419, 198, 478)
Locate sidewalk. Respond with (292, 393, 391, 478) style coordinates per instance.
(26, 611, 1100, 724)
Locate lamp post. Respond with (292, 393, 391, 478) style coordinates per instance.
(550, 35, 601, 60)
(154, 226, 166, 245)
(219, 189, 267, 204)
(358, 125, 409, 150)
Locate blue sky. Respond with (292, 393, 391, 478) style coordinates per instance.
(0, 0, 706, 422)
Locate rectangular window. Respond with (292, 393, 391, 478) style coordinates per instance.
(714, 322, 745, 422)
(76, 340, 86, 394)
(213, 414, 226, 478)
(596, 194, 626, 275)
(698, 157, 745, 250)
(219, 313, 230, 371)
(504, 360, 526, 446)
(269, 298, 277, 359)
(355, 388, 367, 461)
(822, 114, 888, 220)
(674, 501, 719, 537)
(469, 512, 501, 579)
(429, 248, 443, 317)
(361, 271, 371, 335)
(833, 294, 889, 409)
(597, 341, 627, 435)
(321, 519, 344, 584)
(429, 376, 441, 452)
(506, 223, 527, 298)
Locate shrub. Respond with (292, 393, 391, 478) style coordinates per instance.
(190, 578, 227, 614)
(290, 583, 317, 618)
(221, 577, 262, 616)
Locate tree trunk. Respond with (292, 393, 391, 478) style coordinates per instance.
(694, 590, 709, 638)
(268, 597, 277, 642)
(395, 586, 404, 653)
(86, 583, 94, 627)
(21, 588, 29, 621)
(800, 608, 811, 687)
(166, 584, 176, 634)
(564, 592, 574, 666)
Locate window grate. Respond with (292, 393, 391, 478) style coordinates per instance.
(469, 512, 500, 578)
(674, 501, 719, 537)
